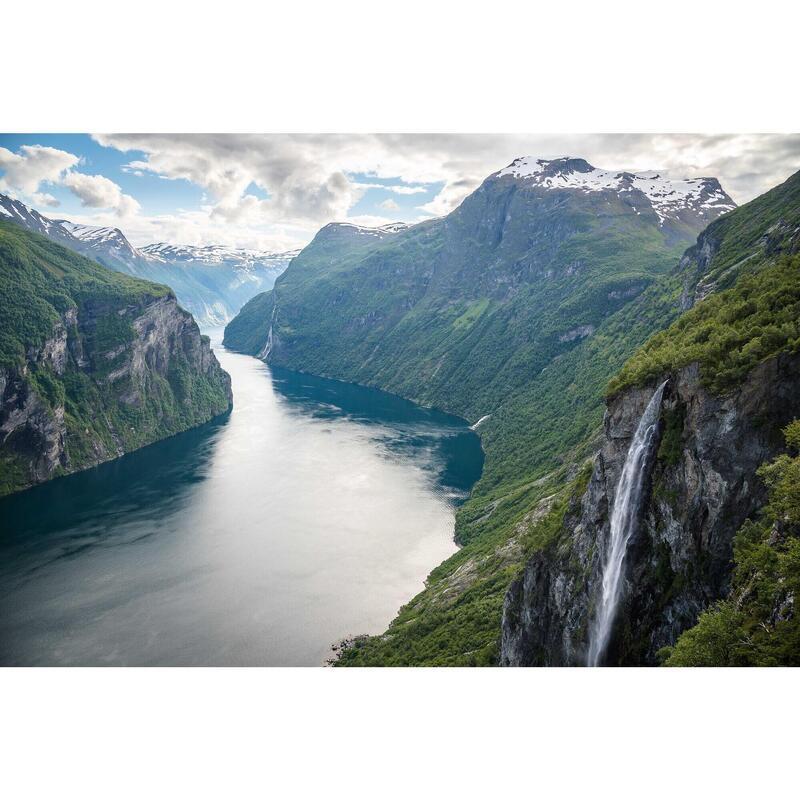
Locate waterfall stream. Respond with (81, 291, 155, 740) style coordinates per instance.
(587, 380, 668, 666)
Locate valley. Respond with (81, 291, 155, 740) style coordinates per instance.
(226, 158, 800, 666)
(2, 146, 799, 667)
(0, 331, 481, 665)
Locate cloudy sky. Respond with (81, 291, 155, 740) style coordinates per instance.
(1, 133, 798, 252)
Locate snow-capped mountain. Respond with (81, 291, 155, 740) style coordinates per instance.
(494, 157, 736, 226)
(141, 242, 300, 271)
(0, 193, 296, 326)
(56, 220, 147, 271)
(0, 194, 80, 246)
(311, 221, 411, 246)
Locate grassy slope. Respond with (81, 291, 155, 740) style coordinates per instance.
(609, 255, 800, 397)
(0, 220, 231, 496)
(223, 289, 273, 354)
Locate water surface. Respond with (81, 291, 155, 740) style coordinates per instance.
(0, 333, 482, 666)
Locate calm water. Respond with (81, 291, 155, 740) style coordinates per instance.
(0, 332, 482, 666)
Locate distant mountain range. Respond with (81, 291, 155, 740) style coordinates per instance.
(494, 156, 735, 229)
(0, 193, 298, 326)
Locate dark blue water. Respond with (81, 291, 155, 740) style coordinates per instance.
(0, 335, 482, 666)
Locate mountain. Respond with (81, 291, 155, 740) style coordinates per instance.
(225, 156, 736, 489)
(57, 219, 147, 272)
(332, 168, 799, 667)
(139, 241, 299, 326)
(223, 156, 739, 665)
(0, 219, 232, 497)
(500, 169, 800, 665)
(141, 241, 300, 271)
(495, 156, 734, 234)
(0, 194, 296, 326)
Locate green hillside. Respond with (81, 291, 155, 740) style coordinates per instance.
(0, 220, 232, 496)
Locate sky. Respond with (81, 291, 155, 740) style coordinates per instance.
(1, 133, 798, 252)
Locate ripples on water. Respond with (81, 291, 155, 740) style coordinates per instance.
(0, 334, 483, 666)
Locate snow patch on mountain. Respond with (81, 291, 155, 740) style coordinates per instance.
(325, 221, 410, 238)
(495, 157, 736, 224)
(140, 242, 300, 269)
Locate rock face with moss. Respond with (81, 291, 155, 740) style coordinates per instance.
(500, 351, 800, 665)
(0, 220, 232, 496)
(663, 420, 800, 666)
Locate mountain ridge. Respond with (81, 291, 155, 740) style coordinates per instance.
(0, 193, 296, 325)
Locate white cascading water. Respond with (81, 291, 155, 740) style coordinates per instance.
(587, 380, 668, 667)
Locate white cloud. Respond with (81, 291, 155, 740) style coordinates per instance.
(62, 171, 140, 217)
(417, 176, 484, 217)
(0, 143, 140, 218)
(33, 192, 60, 208)
(353, 181, 428, 195)
(0, 144, 79, 196)
(389, 184, 428, 195)
(379, 198, 399, 211)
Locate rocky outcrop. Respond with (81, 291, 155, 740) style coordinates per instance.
(0, 295, 232, 496)
(500, 351, 800, 666)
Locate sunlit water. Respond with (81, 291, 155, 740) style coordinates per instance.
(0, 331, 482, 666)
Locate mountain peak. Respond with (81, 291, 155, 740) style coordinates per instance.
(493, 156, 736, 225)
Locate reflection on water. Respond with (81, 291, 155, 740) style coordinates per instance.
(0, 332, 482, 666)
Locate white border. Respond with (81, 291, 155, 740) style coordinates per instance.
(3, 667, 799, 798)
(3, 1, 800, 797)
(4, 1, 799, 132)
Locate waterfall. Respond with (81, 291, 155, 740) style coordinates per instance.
(587, 380, 668, 667)
(257, 295, 279, 361)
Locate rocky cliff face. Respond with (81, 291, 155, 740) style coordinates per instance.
(500, 351, 800, 666)
(0, 294, 232, 496)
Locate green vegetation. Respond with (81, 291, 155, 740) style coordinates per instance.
(657, 403, 686, 468)
(452, 298, 491, 330)
(0, 218, 171, 369)
(662, 421, 800, 666)
(609, 255, 800, 396)
(223, 290, 273, 354)
(0, 219, 231, 496)
(335, 462, 592, 666)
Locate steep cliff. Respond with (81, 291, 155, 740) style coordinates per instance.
(501, 352, 800, 665)
(0, 220, 232, 497)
